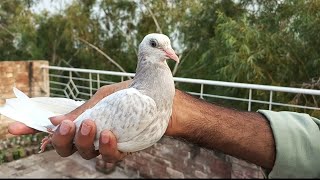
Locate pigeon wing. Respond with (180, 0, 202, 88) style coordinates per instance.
(74, 88, 157, 151)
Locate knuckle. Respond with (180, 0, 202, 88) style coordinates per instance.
(52, 141, 66, 150)
(56, 151, 71, 157)
(81, 154, 92, 160)
(78, 150, 97, 160)
(51, 143, 74, 157)
(75, 140, 91, 151)
(75, 142, 85, 149)
(74, 137, 91, 149)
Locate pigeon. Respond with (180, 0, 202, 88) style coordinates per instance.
(0, 33, 179, 153)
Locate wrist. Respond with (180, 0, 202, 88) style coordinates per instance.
(101, 80, 132, 94)
(165, 89, 203, 138)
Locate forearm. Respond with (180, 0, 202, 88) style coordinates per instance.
(167, 89, 276, 170)
(69, 80, 133, 117)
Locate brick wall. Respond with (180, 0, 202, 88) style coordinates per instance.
(117, 136, 265, 178)
(0, 60, 49, 139)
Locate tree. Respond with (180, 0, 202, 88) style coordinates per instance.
(0, 0, 319, 112)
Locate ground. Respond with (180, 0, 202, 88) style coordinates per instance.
(0, 150, 130, 178)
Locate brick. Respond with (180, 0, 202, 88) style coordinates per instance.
(207, 156, 232, 178)
(150, 162, 169, 178)
(135, 163, 153, 178)
(166, 167, 184, 178)
(129, 155, 150, 167)
(138, 151, 155, 161)
(153, 157, 172, 168)
(226, 155, 260, 169)
(122, 159, 137, 168)
(6, 73, 13, 78)
(183, 158, 206, 172)
(231, 163, 263, 179)
(16, 73, 29, 84)
(195, 170, 209, 178)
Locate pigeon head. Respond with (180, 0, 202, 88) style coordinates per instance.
(138, 33, 179, 63)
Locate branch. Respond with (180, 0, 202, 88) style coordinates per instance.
(172, 47, 194, 76)
(0, 24, 15, 37)
(142, 0, 162, 33)
(312, 95, 319, 108)
(115, 26, 138, 57)
(172, 54, 181, 76)
(77, 37, 132, 80)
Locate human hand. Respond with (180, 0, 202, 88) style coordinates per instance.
(8, 80, 132, 162)
(8, 80, 182, 162)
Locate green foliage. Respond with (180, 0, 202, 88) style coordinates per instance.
(0, 0, 319, 112)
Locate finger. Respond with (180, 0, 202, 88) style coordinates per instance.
(8, 122, 39, 135)
(99, 130, 127, 163)
(49, 114, 77, 126)
(51, 120, 77, 157)
(75, 119, 99, 160)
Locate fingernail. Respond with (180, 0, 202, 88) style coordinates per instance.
(59, 121, 70, 135)
(81, 122, 91, 136)
(101, 132, 109, 144)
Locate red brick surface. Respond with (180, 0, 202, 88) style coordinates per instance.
(117, 136, 264, 178)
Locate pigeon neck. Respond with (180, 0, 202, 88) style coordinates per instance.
(130, 57, 175, 105)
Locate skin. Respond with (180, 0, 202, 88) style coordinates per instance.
(8, 80, 276, 170)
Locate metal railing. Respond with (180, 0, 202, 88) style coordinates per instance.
(42, 65, 320, 113)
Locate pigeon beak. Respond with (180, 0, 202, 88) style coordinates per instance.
(164, 48, 179, 63)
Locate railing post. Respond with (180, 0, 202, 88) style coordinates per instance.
(89, 72, 92, 97)
(269, 91, 273, 110)
(68, 71, 73, 98)
(97, 73, 100, 89)
(200, 84, 204, 99)
(248, 89, 252, 111)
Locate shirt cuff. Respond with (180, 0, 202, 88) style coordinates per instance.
(257, 110, 320, 178)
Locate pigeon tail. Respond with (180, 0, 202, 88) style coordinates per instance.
(0, 87, 85, 133)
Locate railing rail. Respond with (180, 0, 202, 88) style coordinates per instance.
(42, 65, 320, 112)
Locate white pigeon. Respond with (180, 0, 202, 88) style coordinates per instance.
(0, 33, 179, 153)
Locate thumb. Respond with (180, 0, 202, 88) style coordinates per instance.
(49, 102, 88, 126)
(49, 113, 77, 126)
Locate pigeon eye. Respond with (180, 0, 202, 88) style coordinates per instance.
(150, 40, 158, 48)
